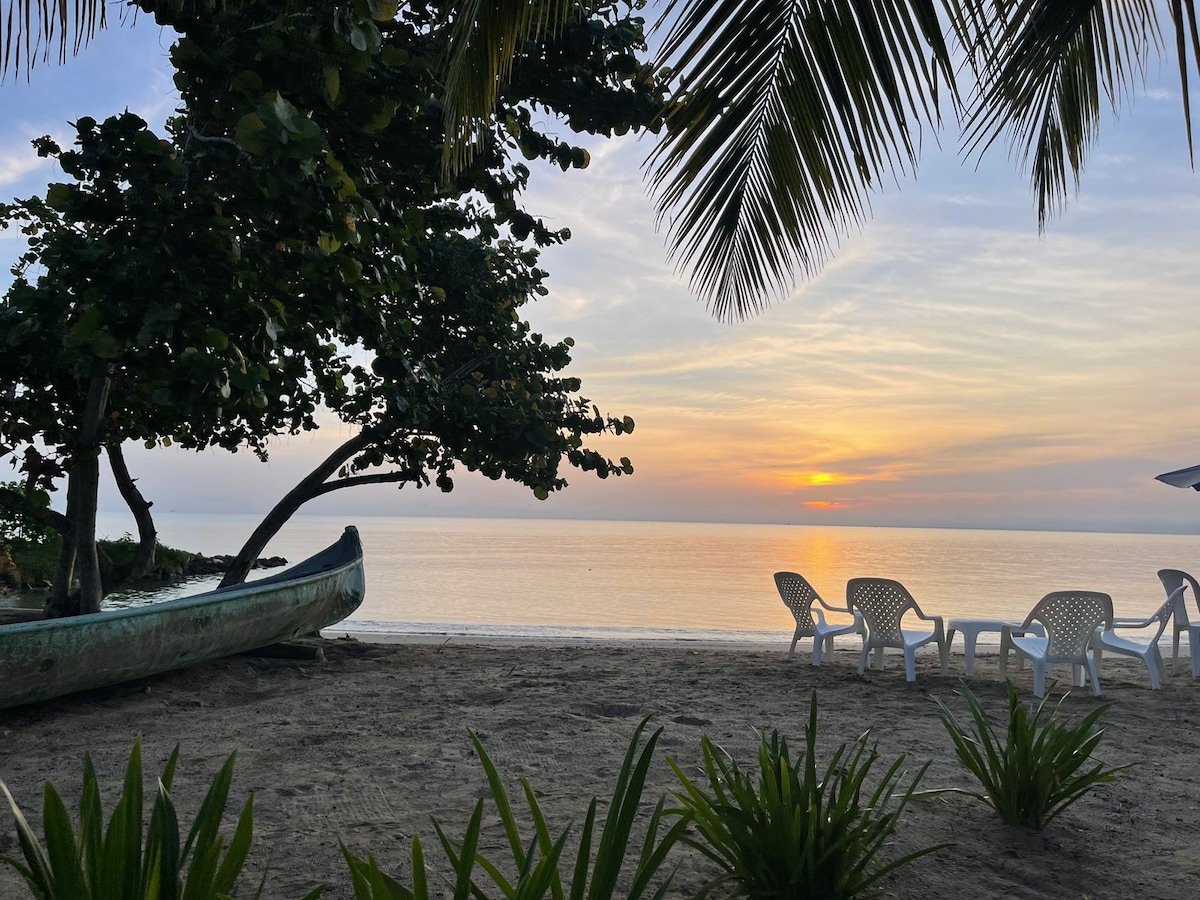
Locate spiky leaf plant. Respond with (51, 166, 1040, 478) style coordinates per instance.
(669, 692, 944, 900)
(342, 717, 686, 900)
(937, 681, 1132, 830)
(0, 734, 321, 899)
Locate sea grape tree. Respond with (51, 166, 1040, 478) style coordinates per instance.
(0, 0, 667, 610)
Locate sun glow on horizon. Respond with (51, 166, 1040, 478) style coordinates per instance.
(780, 470, 880, 489)
(804, 500, 850, 510)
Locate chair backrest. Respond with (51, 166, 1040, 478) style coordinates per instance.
(1021, 591, 1113, 661)
(1157, 569, 1200, 628)
(1144, 584, 1188, 644)
(847, 577, 918, 644)
(774, 572, 821, 630)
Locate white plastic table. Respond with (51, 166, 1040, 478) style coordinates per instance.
(947, 618, 1045, 677)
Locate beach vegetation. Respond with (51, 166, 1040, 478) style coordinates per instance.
(443, 2, 1200, 323)
(0, 482, 58, 547)
(668, 693, 944, 899)
(180, 0, 661, 588)
(0, 526, 201, 592)
(937, 682, 1131, 830)
(0, 0, 663, 610)
(341, 717, 685, 900)
(0, 735, 313, 900)
(9, 4, 1198, 324)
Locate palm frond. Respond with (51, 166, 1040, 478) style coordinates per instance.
(0, 0, 244, 82)
(952, 0, 1196, 229)
(644, 0, 955, 322)
(1, 0, 105, 80)
(441, 0, 574, 178)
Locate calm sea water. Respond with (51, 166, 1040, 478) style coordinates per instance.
(77, 512, 1200, 646)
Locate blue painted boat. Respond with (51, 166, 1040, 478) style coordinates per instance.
(0, 526, 365, 709)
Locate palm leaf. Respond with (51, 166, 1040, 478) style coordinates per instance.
(645, 0, 956, 321)
(441, 0, 575, 178)
(953, 0, 1199, 227)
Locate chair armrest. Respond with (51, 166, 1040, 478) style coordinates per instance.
(1110, 614, 1154, 630)
(1004, 620, 1045, 638)
(816, 596, 855, 616)
(910, 611, 945, 637)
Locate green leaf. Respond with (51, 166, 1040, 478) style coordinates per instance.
(205, 328, 230, 352)
(271, 92, 306, 134)
(45, 183, 74, 210)
(91, 332, 121, 359)
(323, 65, 341, 103)
(234, 113, 270, 155)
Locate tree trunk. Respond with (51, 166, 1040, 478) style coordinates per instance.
(73, 375, 111, 613)
(219, 430, 372, 587)
(45, 486, 78, 617)
(107, 442, 157, 578)
(47, 374, 111, 616)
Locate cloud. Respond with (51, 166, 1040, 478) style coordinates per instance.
(0, 143, 47, 187)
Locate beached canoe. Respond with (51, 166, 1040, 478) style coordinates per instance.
(0, 526, 365, 709)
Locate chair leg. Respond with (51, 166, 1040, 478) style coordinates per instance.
(790, 627, 801, 656)
(1148, 648, 1163, 690)
(812, 635, 824, 667)
(858, 641, 869, 675)
(1173, 629, 1181, 671)
(1192, 629, 1200, 678)
(904, 648, 917, 682)
(873, 646, 884, 671)
(1032, 660, 1046, 698)
(1084, 655, 1103, 697)
(825, 634, 836, 661)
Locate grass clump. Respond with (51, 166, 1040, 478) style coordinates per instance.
(937, 682, 1131, 830)
(0, 735, 320, 899)
(342, 717, 687, 900)
(669, 692, 944, 900)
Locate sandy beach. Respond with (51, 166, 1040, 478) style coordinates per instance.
(1, 637, 1196, 899)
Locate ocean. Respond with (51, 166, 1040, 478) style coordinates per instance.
(84, 512, 1199, 645)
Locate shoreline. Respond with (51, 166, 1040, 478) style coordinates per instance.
(2, 637, 1197, 899)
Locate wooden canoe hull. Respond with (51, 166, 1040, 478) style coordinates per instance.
(0, 526, 365, 710)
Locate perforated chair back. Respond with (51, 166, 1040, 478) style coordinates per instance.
(847, 577, 919, 646)
(1157, 569, 1200, 628)
(1021, 591, 1113, 663)
(775, 572, 821, 634)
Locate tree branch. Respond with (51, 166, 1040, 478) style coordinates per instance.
(0, 486, 68, 535)
(310, 470, 422, 497)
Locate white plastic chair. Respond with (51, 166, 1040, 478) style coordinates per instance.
(774, 572, 861, 665)
(1000, 591, 1114, 698)
(846, 577, 948, 682)
(1156, 569, 1200, 671)
(1093, 585, 1186, 689)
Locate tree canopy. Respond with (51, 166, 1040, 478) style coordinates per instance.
(0, 0, 667, 610)
(4, 3, 1196, 322)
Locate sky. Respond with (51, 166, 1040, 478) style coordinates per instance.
(3, 16, 1200, 535)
